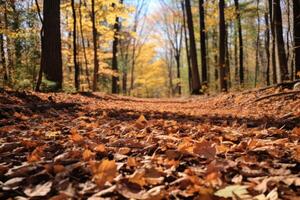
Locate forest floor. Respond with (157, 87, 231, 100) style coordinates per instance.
(0, 87, 300, 200)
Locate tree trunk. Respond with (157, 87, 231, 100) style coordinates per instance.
(4, 2, 12, 84)
(0, 1, 8, 85)
(184, 0, 202, 94)
(181, 1, 192, 93)
(273, 0, 289, 82)
(112, 1, 123, 94)
(71, 0, 80, 91)
(199, 0, 207, 84)
(212, 28, 219, 91)
(219, 0, 227, 92)
(175, 54, 181, 95)
(79, 0, 91, 89)
(234, 0, 244, 85)
(294, 0, 300, 79)
(268, 0, 277, 84)
(255, 0, 260, 87)
(91, 0, 99, 91)
(264, 2, 271, 85)
(42, 0, 63, 90)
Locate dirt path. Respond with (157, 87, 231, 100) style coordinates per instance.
(0, 89, 299, 199)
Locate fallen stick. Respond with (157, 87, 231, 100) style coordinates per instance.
(254, 91, 300, 102)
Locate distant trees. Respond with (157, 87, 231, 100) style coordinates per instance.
(0, 0, 299, 96)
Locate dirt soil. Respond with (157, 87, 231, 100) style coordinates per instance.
(0, 88, 299, 199)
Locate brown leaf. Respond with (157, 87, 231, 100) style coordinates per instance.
(193, 139, 216, 160)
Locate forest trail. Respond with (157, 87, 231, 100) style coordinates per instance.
(0, 89, 300, 199)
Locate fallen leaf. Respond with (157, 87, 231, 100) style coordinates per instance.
(214, 185, 251, 199)
(24, 181, 52, 197)
(90, 160, 117, 187)
(83, 149, 94, 161)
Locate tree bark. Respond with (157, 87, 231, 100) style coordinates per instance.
(255, 0, 260, 87)
(181, 1, 192, 93)
(184, 0, 202, 94)
(264, 1, 271, 85)
(71, 0, 80, 91)
(234, 0, 244, 85)
(0, 0, 8, 85)
(79, 0, 91, 89)
(41, 0, 63, 90)
(273, 0, 289, 82)
(294, 0, 300, 79)
(112, 1, 123, 94)
(219, 0, 227, 92)
(268, 0, 277, 84)
(199, 0, 207, 84)
(91, 0, 99, 91)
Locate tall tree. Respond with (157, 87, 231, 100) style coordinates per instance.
(294, 0, 300, 79)
(234, 0, 244, 85)
(181, 1, 192, 93)
(91, 0, 99, 91)
(199, 0, 208, 84)
(254, 0, 260, 87)
(0, 0, 8, 85)
(268, 0, 277, 84)
(264, 0, 271, 85)
(273, 0, 289, 82)
(79, 0, 91, 89)
(219, 0, 227, 92)
(112, 1, 123, 94)
(71, 0, 80, 91)
(184, 0, 201, 94)
(41, 0, 63, 90)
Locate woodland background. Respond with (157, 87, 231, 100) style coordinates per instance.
(0, 0, 299, 97)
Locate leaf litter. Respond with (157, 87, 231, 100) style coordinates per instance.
(0, 88, 299, 199)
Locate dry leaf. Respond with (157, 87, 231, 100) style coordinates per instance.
(24, 181, 52, 197)
(214, 185, 251, 199)
(83, 149, 94, 161)
(91, 160, 117, 187)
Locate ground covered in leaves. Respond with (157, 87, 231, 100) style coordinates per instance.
(0, 88, 299, 200)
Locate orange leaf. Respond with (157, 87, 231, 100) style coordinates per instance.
(135, 115, 147, 129)
(91, 160, 117, 187)
(94, 144, 106, 153)
(70, 133, 84, 143)
(82, 149, 94, 161)
(127, 157, 138, 167)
